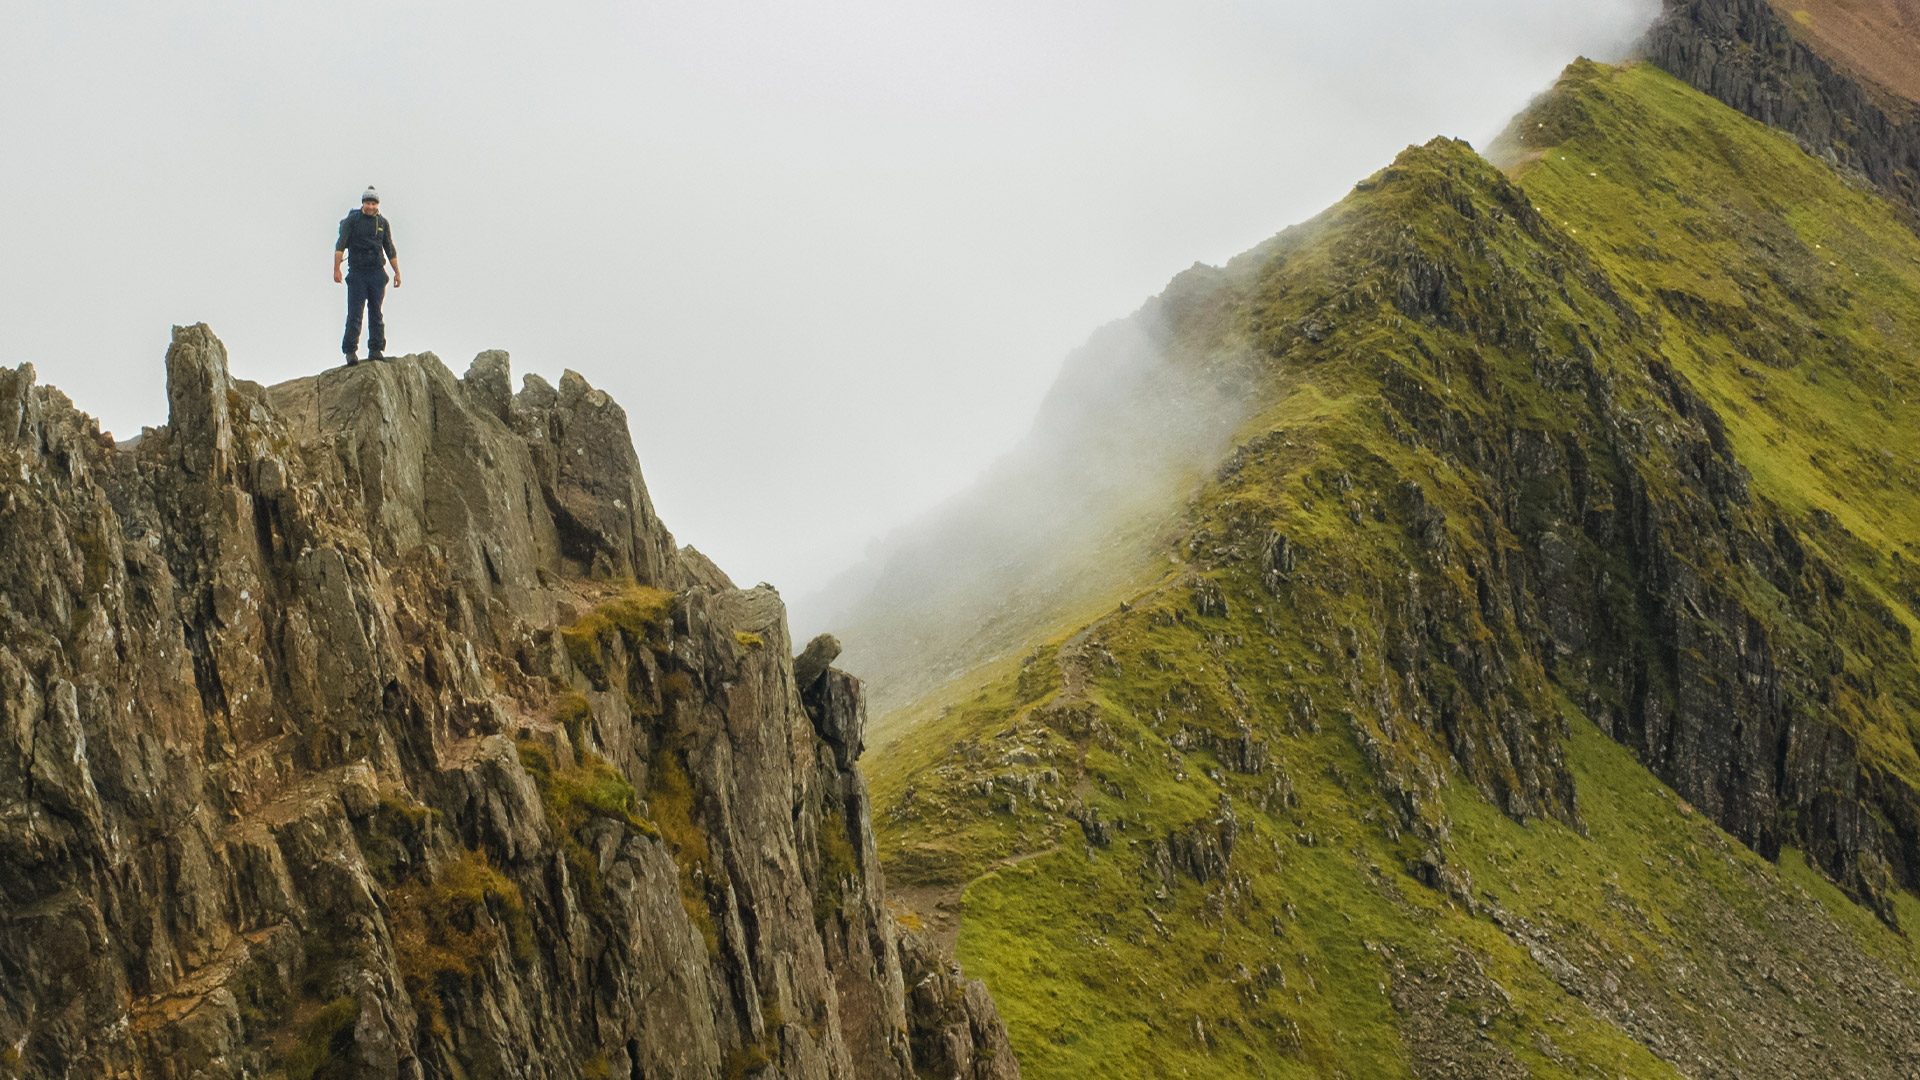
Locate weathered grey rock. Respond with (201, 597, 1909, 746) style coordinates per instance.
(165, 322, 235, 480)
(805, 669, 865, 772)
(0, 325, 1019, 1080)
(1150, 796, 1238, 888)
(899, 931, 1021, 1080)
(0, 363, 34, 448)
(532, 368, 676, 585)
(463, 349, 514, 422)
(794, 633, 843, 692)
(679, 544, 737, 592)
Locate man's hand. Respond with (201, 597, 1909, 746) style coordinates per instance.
(391, 262, 401, 288)
(334, 267, 343, 284)
(333, 250, 344, 283)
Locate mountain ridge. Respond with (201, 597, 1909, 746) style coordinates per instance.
(800, 288, 1261, 725)
(855, 57, 1920, 1079)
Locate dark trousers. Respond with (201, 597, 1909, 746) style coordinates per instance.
(343, 268, 388, 355)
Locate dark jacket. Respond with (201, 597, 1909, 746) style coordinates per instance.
(336, 210, 396, 273)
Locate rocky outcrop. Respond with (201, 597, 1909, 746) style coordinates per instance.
(792, 634, 841, 697)
(1645, 0, 1920, 214)
(897, 932, 1020, 1080)
(1372, 309, 1920, 919)
(0, 327, 1017, 1079)
(1149, 797, 1239, 889)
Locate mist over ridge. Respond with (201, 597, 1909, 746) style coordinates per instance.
(2, 0, 1661, 601)
(794, 260, 1265, 717)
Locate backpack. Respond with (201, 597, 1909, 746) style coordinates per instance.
(340, 211, 389, 262)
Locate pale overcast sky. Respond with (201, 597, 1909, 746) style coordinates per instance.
(1, 1, 1656, 596)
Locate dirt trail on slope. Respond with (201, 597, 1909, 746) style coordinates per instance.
(890, 584, 1158, 955)
(890, 845, 1065, 956)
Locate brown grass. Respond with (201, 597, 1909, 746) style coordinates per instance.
(389, 850, 531, 1035)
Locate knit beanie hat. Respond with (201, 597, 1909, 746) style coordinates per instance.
(361, 186, 380, 204)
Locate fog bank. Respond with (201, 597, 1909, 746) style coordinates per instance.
(2, 0, 1659, 597)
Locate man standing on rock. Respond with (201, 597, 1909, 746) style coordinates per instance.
(333, 186, 401, 365)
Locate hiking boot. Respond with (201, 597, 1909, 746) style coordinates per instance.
(368, 351, 387, 362)
(344, 352, 360, 367)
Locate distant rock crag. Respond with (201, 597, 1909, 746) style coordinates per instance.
(0, 326, 1018, 1079)
(1648, 0, 1920, 213)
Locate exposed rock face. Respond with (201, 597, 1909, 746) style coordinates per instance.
(896, 933, 1019, 1080)
(792, 635, 842, 696)
(1251, 126, 1920, 921)
(1368, 238, 1920, 918)
(0, 327, 1017, 1079)
(1646, 0, 1920, 213)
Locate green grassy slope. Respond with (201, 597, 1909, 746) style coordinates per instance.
(868, 61, 1920, 1079)
(1512, 60, 1920, 781)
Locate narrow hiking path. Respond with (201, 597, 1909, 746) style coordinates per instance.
(888, 575, 1178, 956)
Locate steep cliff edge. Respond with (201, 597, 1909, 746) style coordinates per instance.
(0, 332, 1018, 1079)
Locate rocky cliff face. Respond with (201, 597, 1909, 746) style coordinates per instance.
(1647, 0, 1920, 213)
(0, 328, 1018, 1079)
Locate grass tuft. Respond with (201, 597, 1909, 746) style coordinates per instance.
(389, 850, 532, 1035)
(281, 996, 358, 1080)
(813, 812, 859, 926)
(648, 750, 722, 955)
(562, 584, 673, 689)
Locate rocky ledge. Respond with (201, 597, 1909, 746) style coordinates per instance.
(0, 326, 1018, 1079)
